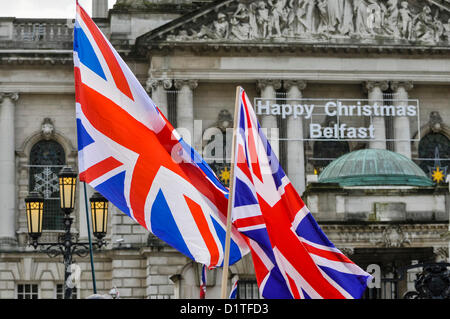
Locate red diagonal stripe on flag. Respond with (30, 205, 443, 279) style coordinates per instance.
(258, 196, 346, 299)
(301, 241, 353, 264)
(234, 215, 265, 230)
(78, 4, 134, 101)
(79, 156, 123, 183)
(184, 195, 220, 268)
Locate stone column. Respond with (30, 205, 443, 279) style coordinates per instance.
(365, 81, 389, 150)
(146, 78, 172, 118)
(391, 81, 413, 158)
(0, 92, 19, 247)
(174, 80, 198, 145)
(257, 79, 282, 158)
(284, 80, 307, 195)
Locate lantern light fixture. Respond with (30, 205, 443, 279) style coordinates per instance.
(58, 166, 77, 214)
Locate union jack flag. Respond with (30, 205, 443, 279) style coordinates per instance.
(73, 2, 248, 269)
(230, 87, 371, 299)
(200, 264, 207, 299)
(228, 278, 238, 299)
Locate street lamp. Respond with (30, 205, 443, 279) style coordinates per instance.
(58, 166, 77, 214)
(24, 165, 108, 299)
(24, 191, 44, 247)
(89, 192, 108, 242)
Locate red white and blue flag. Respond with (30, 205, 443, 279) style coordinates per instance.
(230, 87, 371, 299)
(229, 278, 238, 299)
(200, 264, 207, 299)
(73, 2, 248, 269)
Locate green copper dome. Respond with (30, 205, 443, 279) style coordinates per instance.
(318, 149, 433, 187)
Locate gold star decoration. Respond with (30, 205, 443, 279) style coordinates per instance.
(431, 166, 445, 183)
(218, 166, 231, 186)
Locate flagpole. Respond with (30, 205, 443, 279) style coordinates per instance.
(83, 182, 97, 294)
(220, 86, 241, 299)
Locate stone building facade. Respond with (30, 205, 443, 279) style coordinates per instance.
(0, 0, 449, 299)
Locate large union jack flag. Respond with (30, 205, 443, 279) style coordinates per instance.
(73, 2, 248, 269)
(231, 87, 371, 299)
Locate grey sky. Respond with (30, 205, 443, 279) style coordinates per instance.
(0, 0, 116, 18)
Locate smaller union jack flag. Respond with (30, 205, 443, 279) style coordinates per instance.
(229, 278, 238, 299)
(200, 264, 207, 299)
(230, 87, 371, 299)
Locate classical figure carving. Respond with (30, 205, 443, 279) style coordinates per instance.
(181, 0, 450, 44)
(317, 0, 329, 34)
(384, 0, 400, 37)
(413, 6, 435, 42)
(398, 1, 414, 39)
(286, 0, 306, 36)
(230, 3, 251, 40)
(352, 0, 369, 35)
(256, 1, 270, 38)
(444, 18, 450, 42)
(340, 0, 354, 35)
(196, 13, 230, 40)
(326, 0, 344, 33)
(268, 0, 286, 37)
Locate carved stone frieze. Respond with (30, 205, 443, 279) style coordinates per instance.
(142, 0, 450, 48)
(321, 223, 449, 248)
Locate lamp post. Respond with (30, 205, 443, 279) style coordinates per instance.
(25, 166, 109, 299)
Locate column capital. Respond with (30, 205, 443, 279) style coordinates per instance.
(0, 92, 19, 103)
(390, 81, 414, 92)
(173, 79, 198, 90)
(145, 78, 172, 93)
(283, 80, 307, 91)
(363, 81, 389, 93)
(256, 79, 282, 92)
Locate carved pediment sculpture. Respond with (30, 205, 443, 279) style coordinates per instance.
(137, 0, 450, 48)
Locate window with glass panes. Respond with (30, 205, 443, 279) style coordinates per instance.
(237, 279, 260, 299)
(29, 140, 66, 230)
(17, 284, 38, 299)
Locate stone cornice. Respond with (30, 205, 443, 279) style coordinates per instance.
(0, 49, 140, 65)
(0, 54, 73, 66)
(137, 41, 450, 57)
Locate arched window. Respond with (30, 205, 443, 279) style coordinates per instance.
(418, 133, 450, 182)
(29, 140, 66, 230)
